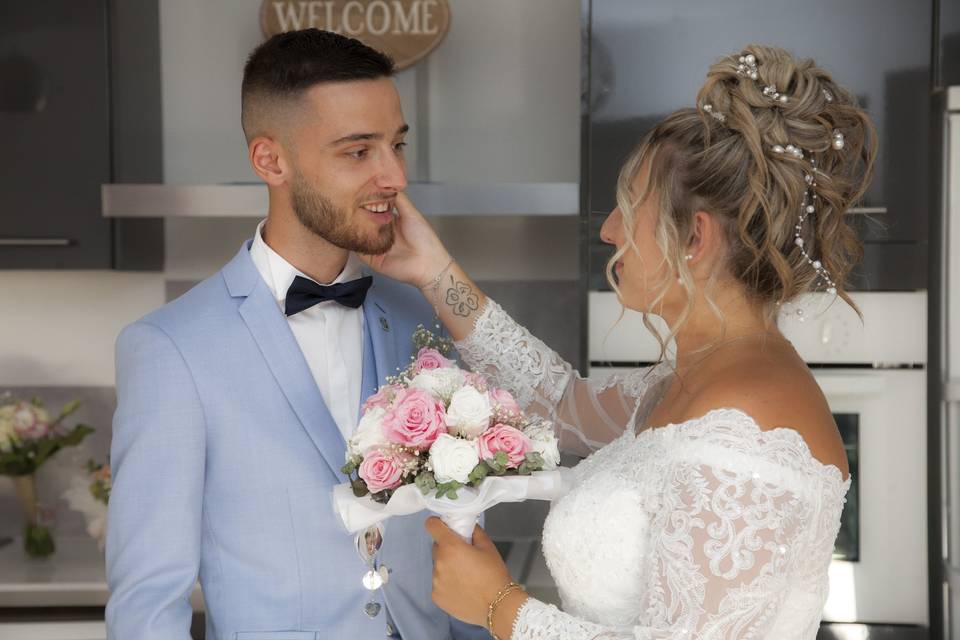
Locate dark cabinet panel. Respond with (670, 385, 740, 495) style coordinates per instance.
(939, 0, 960, 88)
(0, 1, 163, 270)
(0, 2, 112, 268)
(587, 0, 932, 290)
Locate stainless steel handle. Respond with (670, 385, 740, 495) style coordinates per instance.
(0, 238, 72, 247)
(848, 207, 887, 215)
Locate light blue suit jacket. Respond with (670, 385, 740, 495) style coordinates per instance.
(106, 242, 489, 640)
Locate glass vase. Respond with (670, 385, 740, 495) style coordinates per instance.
(12, 474, 55, 558)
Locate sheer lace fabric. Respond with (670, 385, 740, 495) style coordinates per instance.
(454, 300, 850, 640)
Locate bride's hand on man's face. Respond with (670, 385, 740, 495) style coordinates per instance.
(425, 517, 512, 626)
(358, 192, 453, 287)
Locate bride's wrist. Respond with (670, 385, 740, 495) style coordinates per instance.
(417, 255, 455, 290)
(490, 586, 528, 640)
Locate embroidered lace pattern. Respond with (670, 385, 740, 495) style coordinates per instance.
(454, 300, 850, 640)
(455, 300, 670, 456)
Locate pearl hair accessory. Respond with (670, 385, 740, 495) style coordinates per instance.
(736, 53, 760, 80)
(700, 51, 842, 302)
(832, 130, 845, 150)
(702, 103, 726, 123)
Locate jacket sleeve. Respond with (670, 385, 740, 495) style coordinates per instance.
(106, 321, 206, 640)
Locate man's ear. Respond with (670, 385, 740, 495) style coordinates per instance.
(249, 136, 289, 187)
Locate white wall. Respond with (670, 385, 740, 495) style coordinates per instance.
(159, 0, 581, 184)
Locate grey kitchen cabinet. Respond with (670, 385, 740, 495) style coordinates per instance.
(0, 1, 162, 270)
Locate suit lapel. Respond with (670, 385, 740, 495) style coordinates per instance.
(361, 274, 401, 388)
(237, 277, 347, 481)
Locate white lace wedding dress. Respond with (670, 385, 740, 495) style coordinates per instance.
(455, 300, 850, 640)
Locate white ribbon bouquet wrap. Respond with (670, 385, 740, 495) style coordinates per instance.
(333, 326, 570, 544)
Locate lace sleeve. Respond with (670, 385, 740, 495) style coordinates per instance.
(511, 431, 827, 640)
(454, 299, 661, 456)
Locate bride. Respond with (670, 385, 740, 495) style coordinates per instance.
(362, 44, 876, 639)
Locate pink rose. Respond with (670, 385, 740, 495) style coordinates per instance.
(382, 388, 447, 450)
(488, 388, 520, 416)
(362, 384, 403, 413)
(415, 347, 452, 373)
(464, 372, 488, 391)
(477, 423, 532, 468)
(358, 449, 410, 494)
(11, 403, 51, 440)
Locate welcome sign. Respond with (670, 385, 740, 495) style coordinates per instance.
(260, 1, 451, 70)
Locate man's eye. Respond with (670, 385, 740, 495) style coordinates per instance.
(348, 148, 368, 159)
(394, 142, 408, 152)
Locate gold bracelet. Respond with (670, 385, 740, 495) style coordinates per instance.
(487, 580, 522, 640)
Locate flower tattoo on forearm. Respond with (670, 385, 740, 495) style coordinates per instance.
(444, 277, 480, 317)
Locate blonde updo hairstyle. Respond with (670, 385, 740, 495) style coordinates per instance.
(607, 44, 878, 356)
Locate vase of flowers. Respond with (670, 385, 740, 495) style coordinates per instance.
(0, 394, 94, 558)
(63, 459, 111, 551)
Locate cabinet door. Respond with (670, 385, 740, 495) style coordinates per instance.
(0, 1, 113, 268)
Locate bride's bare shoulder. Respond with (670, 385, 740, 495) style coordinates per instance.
(682, 356, 849, 478)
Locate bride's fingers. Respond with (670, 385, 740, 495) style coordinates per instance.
(425, 516, 461, 546)
(470, 525, 496, 552)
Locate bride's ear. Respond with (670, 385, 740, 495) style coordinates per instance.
(684, 210, 723, 268)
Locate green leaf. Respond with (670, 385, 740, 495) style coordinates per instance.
(467, 462, 489, 485)
(341, 459, 358, 475)
(415, 471, 437, 495)
(53, 399, 82, 425)
(351, 478, 370, 497)
(434, 480, 462, 500)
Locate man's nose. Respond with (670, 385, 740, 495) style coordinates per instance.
(375, 149, 407, 192)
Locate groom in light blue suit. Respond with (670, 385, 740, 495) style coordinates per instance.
(106, 29, 489, 640)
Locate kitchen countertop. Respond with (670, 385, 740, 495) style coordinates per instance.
(0, 536, 202, 610)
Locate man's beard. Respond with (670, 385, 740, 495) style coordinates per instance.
(289, 169, 395, 255)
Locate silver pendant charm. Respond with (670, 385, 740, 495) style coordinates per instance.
(364, 601, 382, 618)
(362, 569, 384, 591)
(356, 525, 384, 565)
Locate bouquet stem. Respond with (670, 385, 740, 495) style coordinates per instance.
(439, 512, 480, 544)
(12, 474, 55, 558)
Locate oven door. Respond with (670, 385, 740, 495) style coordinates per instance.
(815, 369, 927, 626)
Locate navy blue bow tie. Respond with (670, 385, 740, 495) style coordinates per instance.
(284, 275, 373, 316)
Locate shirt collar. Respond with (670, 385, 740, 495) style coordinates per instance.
(249, 219, 363, 305)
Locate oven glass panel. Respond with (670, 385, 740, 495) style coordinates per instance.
(832, 412, 859, 561)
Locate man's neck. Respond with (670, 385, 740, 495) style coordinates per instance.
(262, 212, 349, 285)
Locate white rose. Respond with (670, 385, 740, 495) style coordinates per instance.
(347, 407, 389, 459)
(445, 386, 493, 438)
(429, 434, 480, 485)
(524, 421, 561, 468)
(409, 367, 465, 401)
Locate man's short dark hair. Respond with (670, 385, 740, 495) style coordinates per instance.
(241, 29, 395, 142)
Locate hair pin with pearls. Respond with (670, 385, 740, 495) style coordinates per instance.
(702, 103, 726, 123)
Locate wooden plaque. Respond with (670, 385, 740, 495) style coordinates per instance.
(260, 0, 451, 70)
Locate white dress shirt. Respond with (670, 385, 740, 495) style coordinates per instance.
(249, 221, 365, 443)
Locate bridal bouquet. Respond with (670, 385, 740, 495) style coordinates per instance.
(335, 327, 568, 542)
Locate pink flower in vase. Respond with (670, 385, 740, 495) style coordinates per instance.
(382, 388, 447, 450)
(358, 449, 412, 494)
(11, 403, 51, 440)
(477, 423, 532, 468)
(414, 347, 453, 373)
